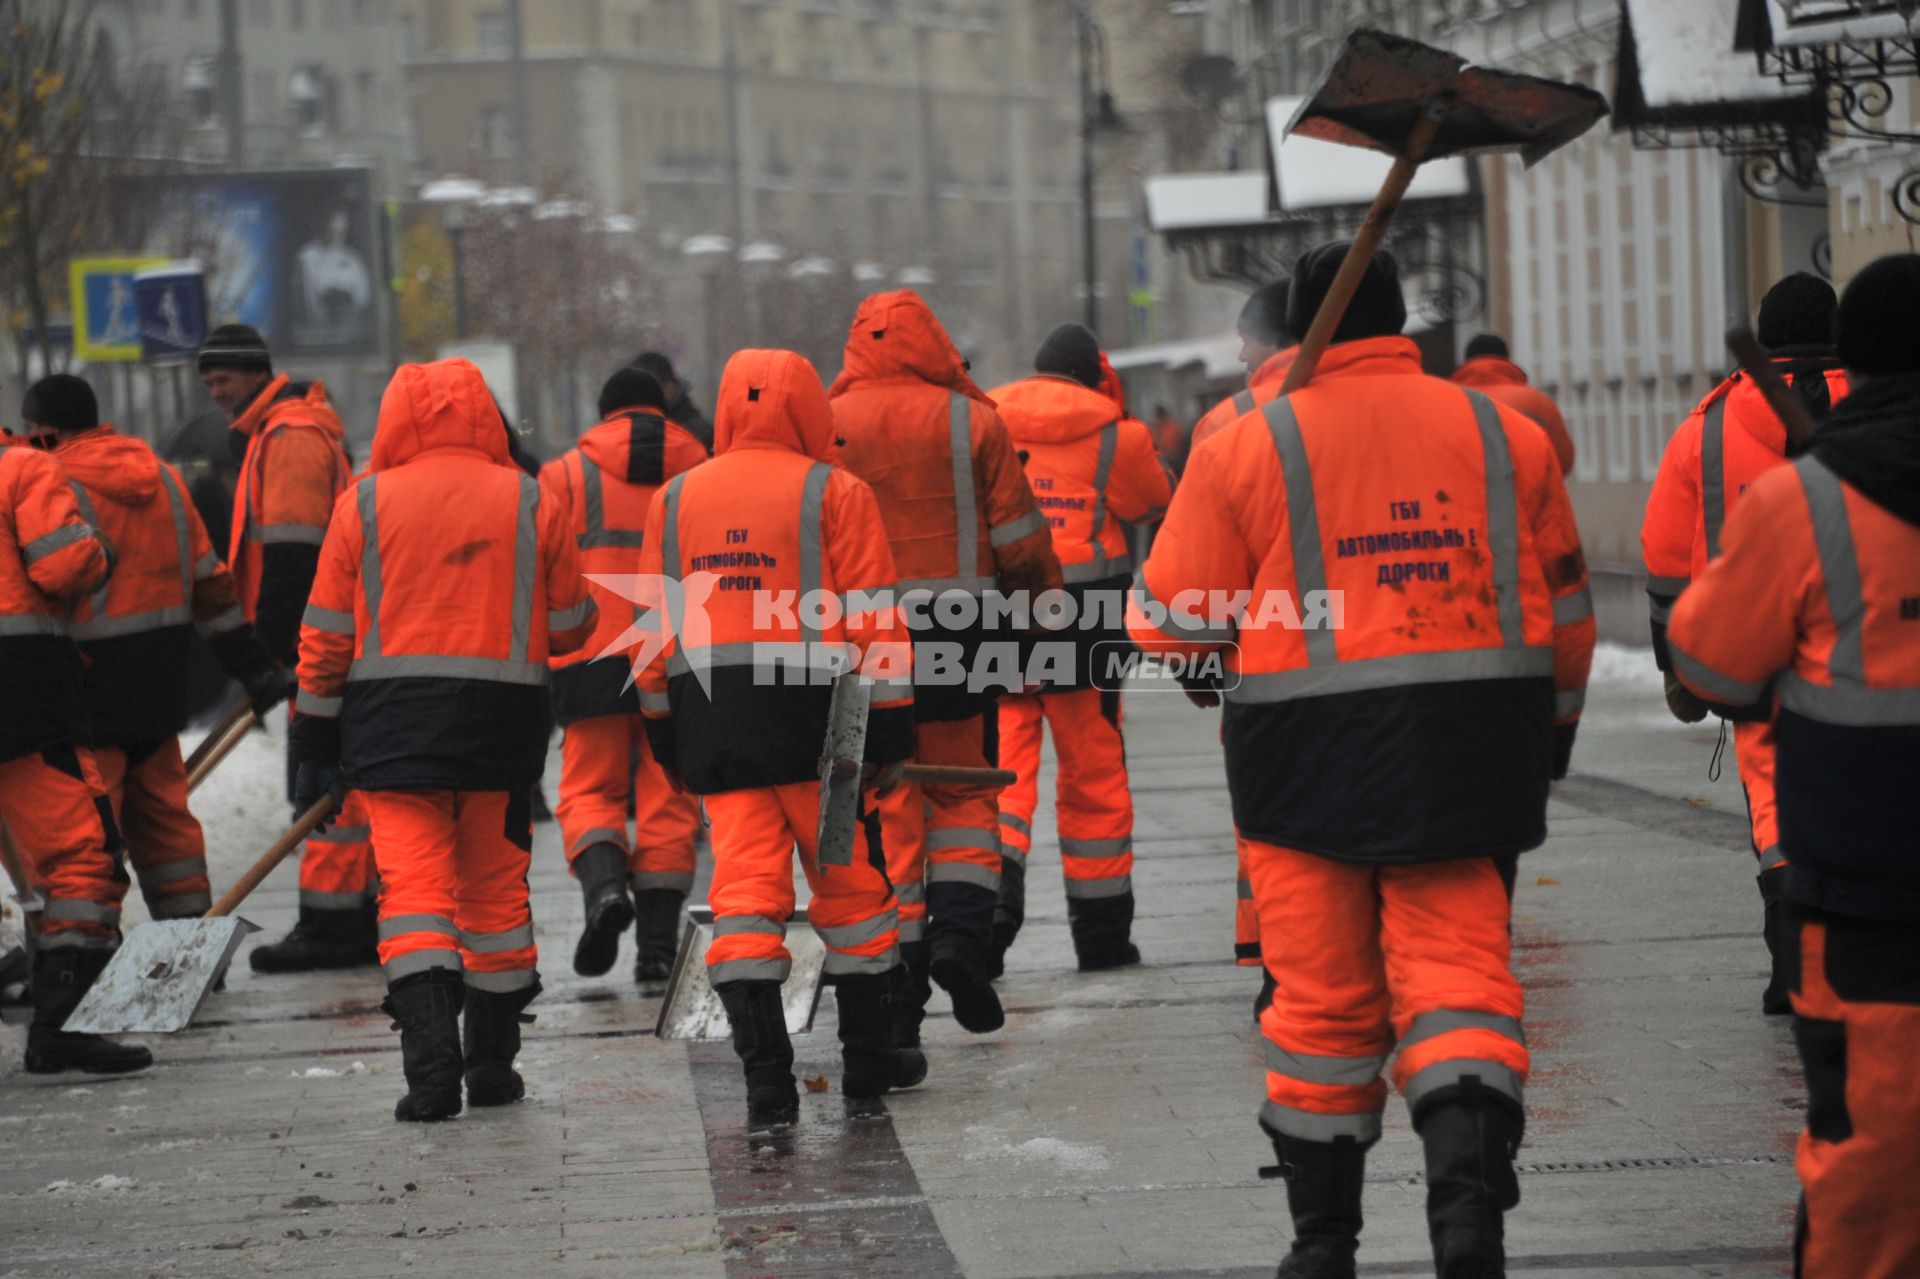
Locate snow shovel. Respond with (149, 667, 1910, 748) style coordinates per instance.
(1276, 28, 1610, 396)
(656, 905, 828, 1041)
(1727, 327, 1819, 451)
(62, 795, 338, 1035)
(185, 698, 260, 793)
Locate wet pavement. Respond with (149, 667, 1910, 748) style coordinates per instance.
(0, 645, 1801, 1277)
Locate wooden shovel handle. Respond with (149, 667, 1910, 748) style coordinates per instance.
(1727, 327, 1819, 452)
(208, 796, 337, 919)
(899, 764, 1018, 788)
(186, 704, 261, 793)
(0, 819, 32, 899)
(1279, 99, 1451, 398)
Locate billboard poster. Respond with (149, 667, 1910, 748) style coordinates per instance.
(120, 168, 380, 359)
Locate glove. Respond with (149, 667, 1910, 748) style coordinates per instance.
(863, 759, 907, 799)
(242, 664, 295, 716)
(1177, 671, 1221, 709)
(292, 761, 346, 832)
(1664, 673, 1710, 724)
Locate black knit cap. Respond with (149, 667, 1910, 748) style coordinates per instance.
(1757, 272, 1838, 351)
(1836, 253, 1920, 377)
(1034, 322, 1105, 390)
(1238, 279, 1293, 347)
(1464, 333, 1510, 360)
(1286, 242, 1407, 345)
(197, 323, 273, 374)
(22, 374, 99, 432)
(599, 366, 666, 417)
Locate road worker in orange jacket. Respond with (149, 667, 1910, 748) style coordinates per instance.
(195, 325, 378, 972)
(829, 290, 1062, 1045)
(638, 347, 920, 1129)
(1190, 280, 1297, 454)
(20, 378, 289, 931)
(1641, 273, 1848, 1015)
(0, 419, 151, 1074)
(1451, 334, 1575, 476)
(1131, 244, 1595, 1278)
(292, 357, 597, 1122)
(987, 324, 1171, 973)
(543, 367, 708, 983)
(1667, 253, 1920, 1279)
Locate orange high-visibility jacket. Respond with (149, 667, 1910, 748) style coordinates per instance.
(638, 348, 913, 794)
(227, 375, 353, 663)
(541, 407, 708, 724)
(1129, 336, 1595, 863)
(1190, 346, 1298, 455)
(1450, 356, 1575, 476)
(1641, 355, 1848, 670)
(1, 440, 113, 762)
(1668, 387, 1920, 921)
(57, 426, 274, 746)
(293, 359, 596, 792)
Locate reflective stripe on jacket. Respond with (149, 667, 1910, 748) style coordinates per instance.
(1190, 346, 1297, 455)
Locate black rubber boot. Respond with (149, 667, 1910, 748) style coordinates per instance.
(1070, 892, 1141, 972)
(383, 968, 465, 1122)
(23, 950, 153, 1075)
(837, 969, 928, 1098)
(1758, 866, 1792, 1016)
(249, 905, 378, 973)
(930, 939, 1005, 1034)
(571, 843, 635, 978)
(893, 943, 932, 1051)
(1416, 1084, 1525, 1279)
(1262, 1124, 1368, 1279)
(715, 979, 799, 1129)
(632, 888, 686, 984)
(987, 855, 1026, 979)
(463, 980, 540, 1107)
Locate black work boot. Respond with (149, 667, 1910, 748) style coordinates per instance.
(1261, 1123, 1368, 1279)
(570, 843, 635, 978)
(930, 938, 1005, 1034)
(631, 888, 686, 984)
(249, 905, 378, 973)
(23, 950, 154, 1075)
(1416, 1084, 1525, 1279)
(837, 969, 928, 1098)
(463, 980, 540, 1107)
(383, 968, 466, 1122)
(715, 979, 799, 1129)
(1069, 892, 1141, 972)
(893, 943, 932, 1051)
(987, 854, 1026, 979)
(1758, 865, 1792, 1016)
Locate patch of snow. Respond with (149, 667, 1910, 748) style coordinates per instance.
(1588, 641, 1662, 693)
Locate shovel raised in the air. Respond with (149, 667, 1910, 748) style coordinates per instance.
(1277, 28, 1610, 395)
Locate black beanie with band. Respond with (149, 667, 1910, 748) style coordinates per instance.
(197, 323, 273, 375)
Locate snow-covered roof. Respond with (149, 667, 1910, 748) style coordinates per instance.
(1106, 331, 1244, 379)
(1760, 1, 1917, 46)
(1265, 97, 1470, 209)
(1144, 172, 1274, 232)
(1625, 0, 1797, 108)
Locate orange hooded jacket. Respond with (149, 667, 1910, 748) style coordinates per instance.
(1, 439, 113, 762)
(1190, 346, 1298, 455)
(637, 348, 913, 793)
(57, 426, 275, 745)
(1451, 356, 1575, 476)
(293, 359, 595, 792)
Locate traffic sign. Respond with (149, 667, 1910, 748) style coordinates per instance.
(70, 255, 166, 362)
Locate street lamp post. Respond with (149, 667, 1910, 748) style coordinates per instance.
(1079, 0, 1098, 333)
(420, 176, 488, 342)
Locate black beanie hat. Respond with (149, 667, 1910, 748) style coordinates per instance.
(1836, 253, 1920, 377)
(1756, 272, 1838, 351)
(599, 366, 666, 417)
(1034, 322, 1105, 390)
(22, 374, 99, 432)
(1286, 242, 1408, 345)
(1464, 333, 1510, 360)
(197, 323, 273, 374)
(1238, 280, 1293, 348)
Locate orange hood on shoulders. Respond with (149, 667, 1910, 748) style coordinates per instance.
(988, 376, 1123, 445)
(54, 426, 164, 507)
(1452, 356, 1530, 390)
(232, 374, 348, 445)
(713, 349, 838, 461)
(370, 359, 510, 472)
(827, 290, 993, 405)
(577, 407, 709, 479)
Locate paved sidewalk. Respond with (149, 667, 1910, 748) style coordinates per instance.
(0, 645, 1800, 1277)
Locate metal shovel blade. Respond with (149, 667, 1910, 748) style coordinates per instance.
(62, 917, 257, 1035)
(816, 669, 872, 867)
(655, 906, 825, 1041)
(1286, 27, 1610, 166)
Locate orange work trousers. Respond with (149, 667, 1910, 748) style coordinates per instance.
(997, 689, 1134, 904)
(366, 790, 536, 993)
(1246, 840, 1528, 1144)
(0, 745, 126, 950)
(880, 714, 1000, 955)
(1790, 913, 1920, 1278)
(1234, 834, 1261, 966)
(705, 780, 900, 986)
(557, 713, 701, 892)
(1734, 719, 1782, 870)
(92, 740, 212, 919)
(300, 789, 376, 912)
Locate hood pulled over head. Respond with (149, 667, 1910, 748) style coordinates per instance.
(713, 349, 837, 461)
(370, 359, 509, 472)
